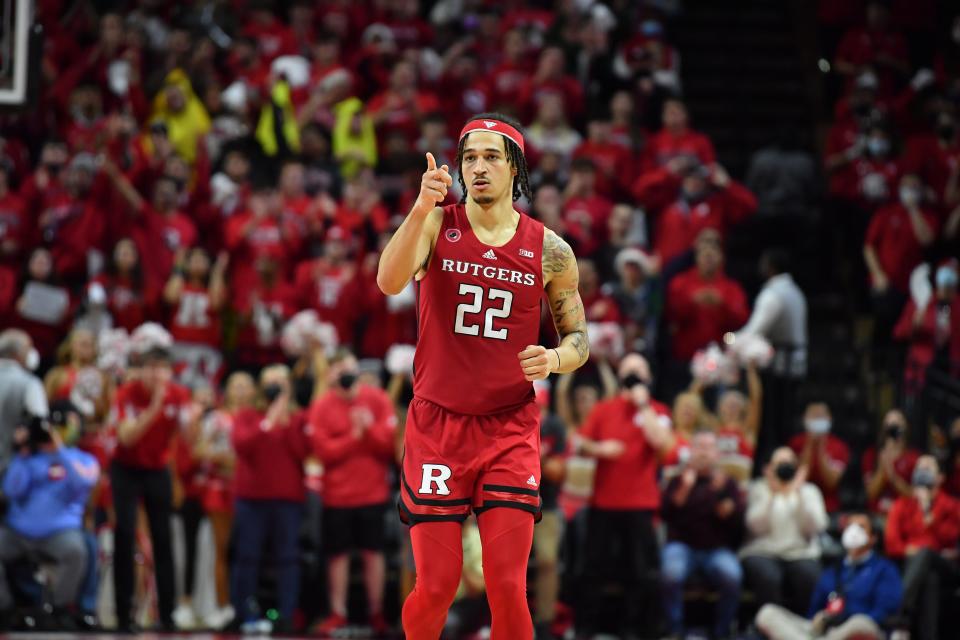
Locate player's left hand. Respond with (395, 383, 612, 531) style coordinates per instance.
(518, 345, 556, 381)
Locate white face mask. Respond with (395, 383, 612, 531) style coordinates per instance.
(805, 417, 831, 434)
(24, 348, 40, 372)
(841, 523, 870, 551)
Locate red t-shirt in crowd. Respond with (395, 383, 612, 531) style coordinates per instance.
(295, 259, 361, 346)
(654, 182, 757, 266)
(572, 140, 634, 198)
(788, 433, 851, 512)
(640, 128, 716, 173)
(579, 396, 672, 510)
(666, 267, 750, 360)
(864, 203, 940, 293)
(310, 385, 397, 508)
(884, 490, 960, 559)
(835, 26, 908, 96)
(893, 297, 960, 391)
(113, 381, 191, 470)
(169, 283, 221, 348)
(901, 134, 960, 205)
(231, 408, 312, 502)
(862, 446, 921, 514)
(92, 273, 152, 333)
(233, 278, 298, 367)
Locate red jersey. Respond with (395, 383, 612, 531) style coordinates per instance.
(579, 396, 671, 510)
(864, 204, 940, 293)
(169, 283, 221, 347)
(112, 381, 191, 470)
(862, 446, 920, 514)
(884, 491, 960, 559)
(414, 204, 545, 415)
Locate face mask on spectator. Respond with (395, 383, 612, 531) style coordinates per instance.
(805, 417, 831, 434)
(338, 372, 358, 390)
(938, 123, 955, 141)
(680, 187, 705, 203)
(620, 373, 644, 389)
(841, 522, 870, 551)
(775, 461, 797, 482)
(25, 348, 40, 371)
(912, 467, 937, 488)
(936, 266, 958, 290)
(899, 186, 921, 207)
(262, 383, 284, 403)
(885, 423, 904, 440)
(866, 136, 889, 157)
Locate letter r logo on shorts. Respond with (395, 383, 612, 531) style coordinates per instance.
(418, 463, 452, 495)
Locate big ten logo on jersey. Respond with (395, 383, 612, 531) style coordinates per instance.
(175, 291, 211, 328)
(418, 463, 452, 495)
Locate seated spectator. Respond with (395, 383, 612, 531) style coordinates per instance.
(605, 247, 659, 355)
(525, 91, 583, 165)
(574, 353, 672, 638)
(10, 248, 76, 368)
(741, 447, 827, 614)
(310, 350, 397, 635)
(756, 513, 903, 640)
(884, 455, 960, 640)
(43, 328, 111, 425)
(662, 391, 713, 477)
(0, 415, 98, 630)
(640, 98, 716, 173)
(893, 259, 960, 397)
(231, 365, 312, 634)
(862, 409, 921, 516)
(562, 159, 613, 257)
(863, 173, 939, 339)
(661, 430, 745, 640)
(789, 402, 851, 513)
(666, 230, 750, 362)
(653, 162, 757, 276)
(833, 1, 909, 97)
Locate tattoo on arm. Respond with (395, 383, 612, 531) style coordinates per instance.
(544, 231, 589, 370)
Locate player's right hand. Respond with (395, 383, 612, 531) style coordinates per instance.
(414, 152, 453, 214)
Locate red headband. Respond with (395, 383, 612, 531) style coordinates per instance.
(458, 119, 525, 154)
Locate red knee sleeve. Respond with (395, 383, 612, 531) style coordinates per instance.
(402, 521, 464, 640)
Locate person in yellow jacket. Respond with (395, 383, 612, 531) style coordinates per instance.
(148, 69, 211, 165)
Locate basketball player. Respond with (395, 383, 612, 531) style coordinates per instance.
(377, 113, 588, 640)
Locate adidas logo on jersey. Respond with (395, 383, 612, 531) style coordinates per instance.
(482, 249, 497, 260)
(526, 475, 538, 488)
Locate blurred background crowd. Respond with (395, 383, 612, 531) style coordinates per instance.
(0, 0, 959, 639)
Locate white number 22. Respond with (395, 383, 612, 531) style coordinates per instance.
(454, 284, 513, 340)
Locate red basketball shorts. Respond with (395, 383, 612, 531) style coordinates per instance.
(399, 396, 542, 526)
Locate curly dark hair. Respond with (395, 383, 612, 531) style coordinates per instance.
(455, 112, 532, 203)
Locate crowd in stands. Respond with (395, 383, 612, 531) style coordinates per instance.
(0, 1, 958, 639)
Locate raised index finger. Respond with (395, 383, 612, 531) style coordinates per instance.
(425, 152, 437, 171)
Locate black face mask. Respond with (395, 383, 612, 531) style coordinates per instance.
(852, 102, 872, 118)
(775, 462, 797, 482)
(885, 425, 904, 440)
(338, 372, 358, 390)
(620, 373, 644, 390)
(938, 124, 955, 141)
(262, 384, 284, 403)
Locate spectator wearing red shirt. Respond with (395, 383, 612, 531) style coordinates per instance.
(231, 364, 312, 632)
(9, 248, 76, 367)
(654, 162, 757, 276)
(241, 3, 299, 64)
(863, 174, 938, 341)
(893, 260, 960, 395)
(832, 121, 900, 213)
(575, 354, 674, 637)
(225, 186, 304, 295)
(517, 46, 584, 124)
(884, 455, 960, 640)
(310, 350, 396, 635)
(367, 60, 440, 149)
(112, 346, 192, 632)
(164, 249, 229, 389)
(572, 111, 634, 200)
(863, 409, 921, 516)
(901, 112, 960, 207)
(833, 1, 910, 97)
(486, 29, 534, 113)
(788, 402, 851, 513)
(92, 239, 154, 333)
(577, 258, 621, 325)
(562, 158, 613, 257)
(640, 98, 716, 174)
(666, 231, 750, 361)
(295, 228, 361, 347)
(234, 257, 298, 371)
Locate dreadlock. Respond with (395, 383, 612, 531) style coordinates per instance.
(455, 112, 532, 204)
